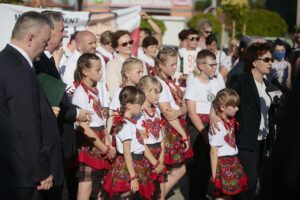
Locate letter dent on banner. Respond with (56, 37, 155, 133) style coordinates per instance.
(0, 3, 89, 51)
(183, 50, 197, 75)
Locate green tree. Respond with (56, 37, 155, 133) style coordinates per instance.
(220, 0, 249, 35)
(0, 0, 22, 3)
(245, 8, 288, 37)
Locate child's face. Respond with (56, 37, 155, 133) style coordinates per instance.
(224, 105, 239, 118)
(126, 63, 144, 85)
(129, 102, 143, 117)
(187, 34, 199, 50)
(198, 57, 217, 78)
(145, 88, 161, 105)
(143, 45, 158, 58)
(86, 60, 102, 82)
(160, 56, 178, 77)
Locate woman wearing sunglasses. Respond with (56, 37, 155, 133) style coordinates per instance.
(211, 42, 273, 199)
(106, 30, 147, 97)
(197, 19, 213, 49)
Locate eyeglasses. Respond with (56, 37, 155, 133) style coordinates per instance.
(120, 40, 134, 47)
(189, 36, 200, 41)
(202, 62, 217, 68)
(205, 30, 212, 34)
(257, 57, 274, 63)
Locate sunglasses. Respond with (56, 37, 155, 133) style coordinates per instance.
(120, 40, 134, 47)
(189, 36, 200, 41)
(257, 57, 274, 63)
(202, 62, 217, 68)
(205, 30, 212, 34)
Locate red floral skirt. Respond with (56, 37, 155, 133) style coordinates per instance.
(162, 117, 193, 168)
(213, 156, 248, 197)
(77, 128, 110, 170)
(102, 154, 155, 200)
(146, 143, 167, 183)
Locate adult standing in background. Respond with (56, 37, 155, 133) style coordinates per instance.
(197, 19, 213, 49)
(106, 30, 147, 97)
(0, 11, 63, 199)
(61, 30, 97, 94)
(226, 42, 273, 199)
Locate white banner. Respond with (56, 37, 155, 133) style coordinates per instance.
(0, 4, 141, 52)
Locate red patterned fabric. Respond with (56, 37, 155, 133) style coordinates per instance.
(213, 156, 248, 197)
(147, 144, 167, 183)
(103, 155, 155, 200)
(77, 129, 110, 170)
(145, 63, 157, 76)
(222, 118, 239, 149)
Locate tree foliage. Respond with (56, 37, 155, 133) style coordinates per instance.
(245, 9, 288, 37)
(220, 0, 249, 34)
(0, 0, 22, 3)
(187, 13, 222, 33)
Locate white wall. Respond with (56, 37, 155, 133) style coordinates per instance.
(153, 15, 187, 47)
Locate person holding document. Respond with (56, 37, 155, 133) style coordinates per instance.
(0, 11, 63, 199)
(33, 11, 93, 200)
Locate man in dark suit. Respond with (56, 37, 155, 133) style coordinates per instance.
(0, 11, 63, 199)
(33, 11, 92, 200)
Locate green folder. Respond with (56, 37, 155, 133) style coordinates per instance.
(37, 73, 67, 107)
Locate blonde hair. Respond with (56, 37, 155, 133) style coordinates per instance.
(120, 57, 143, 87)
(193, 49, 216, 77)
(155, 48, 178, 78)
(213, 88, 240, 116)
(137, 75, 162, 94)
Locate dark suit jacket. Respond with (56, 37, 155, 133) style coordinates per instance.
(0, 45, 63, 187)
(34, 53, 77, 159)
(227, 71, 270, 151)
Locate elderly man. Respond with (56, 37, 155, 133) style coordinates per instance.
(0, 11, 63, 199)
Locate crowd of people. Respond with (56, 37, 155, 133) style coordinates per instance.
(1, 9, 300, 200)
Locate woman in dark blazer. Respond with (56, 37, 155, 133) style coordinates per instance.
(226, 42, 273, 199)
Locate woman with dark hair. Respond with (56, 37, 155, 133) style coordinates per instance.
(227, 42, 273, 199)
(106, 30, 147, 97)
(211, 42, 273, 199)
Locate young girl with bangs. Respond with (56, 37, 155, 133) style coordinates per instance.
(102, 86, 155, 200)
(137, 75, 166, 199)
(209, 88, 247, 199)
(72, 53, 116, 200)
(156, 48, 193, 198)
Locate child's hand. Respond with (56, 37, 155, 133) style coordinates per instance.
(107, 146, 116, 159)
(182, 138, 190, 153)
(209, 113, 221, 135)
(154, 163, 164, 174)
(130, 179, 139, 193)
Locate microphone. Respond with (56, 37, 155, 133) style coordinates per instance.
(271, 78, 289, 96)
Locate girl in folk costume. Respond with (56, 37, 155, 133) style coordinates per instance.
(137, 76, 166, 199)
(72, 53, 116, 200)
(138, 36, 159, 76)
(184, 49, 224, 199)
(155, 48, 193, 197)
(107, 58, 144, 133)
(209, 88, 247, 199)
(102, 86, 155, 200)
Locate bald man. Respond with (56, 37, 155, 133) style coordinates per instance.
(60, 31, 97, 93)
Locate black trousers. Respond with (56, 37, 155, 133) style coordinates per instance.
(187, 123, 211, 200)
(237, 140, 266, 200)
